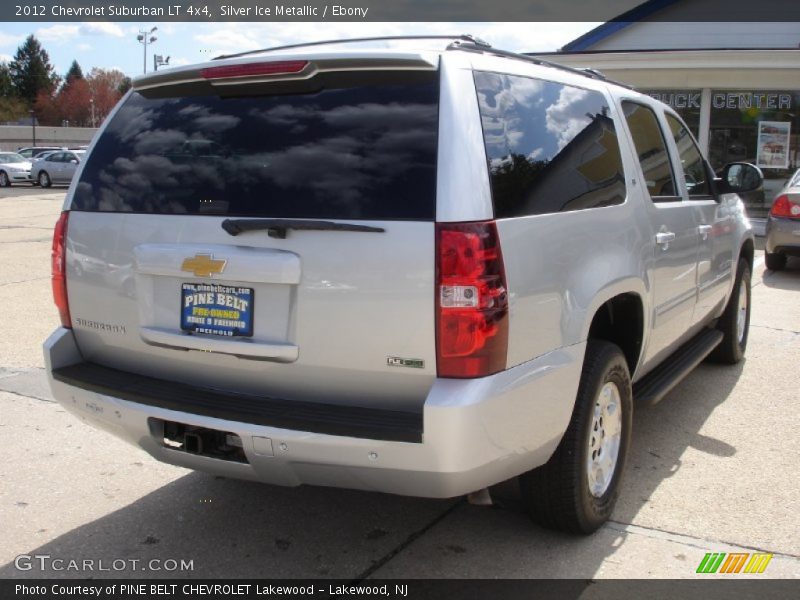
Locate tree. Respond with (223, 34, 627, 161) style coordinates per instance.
(86, 68, 127, 124)
(9, 35, 58, 107)
(0, 62, 13, 98)
(65, 60, 83, 84)
(58, 77, 92, 126)
(118, 76, 132, 95)
(0, 63, 27, 123)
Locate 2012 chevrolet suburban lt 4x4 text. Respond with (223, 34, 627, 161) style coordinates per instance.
(44, 36, 763, 534)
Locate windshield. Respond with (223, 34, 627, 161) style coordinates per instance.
(73, 70, 439, 220)
(0, 153, 26, 163)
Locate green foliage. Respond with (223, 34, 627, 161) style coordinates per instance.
(117, 76, 132, 95)
(65, 60, 84, 84)
(0, 62, 28, 123)
(0, 62, 14, 97)
(9, 35, 57, 107)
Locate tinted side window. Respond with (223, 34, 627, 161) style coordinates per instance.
(666, 114, 711, 197)
(474, 72, 625, 218)
(622, 101, 677, 200)
(72, 71, 439, 220)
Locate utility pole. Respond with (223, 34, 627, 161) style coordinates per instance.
(136, 27, 158, 74)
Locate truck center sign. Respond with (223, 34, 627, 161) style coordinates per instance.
(647, 91, 793, 111)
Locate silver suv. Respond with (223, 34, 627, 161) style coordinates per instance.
(44, 37, 761, 534)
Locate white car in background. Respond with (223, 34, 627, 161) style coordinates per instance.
(31, 150, 86, 187)
(0, 152, 34, 186)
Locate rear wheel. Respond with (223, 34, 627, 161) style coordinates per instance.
(765, 252, 786, 271)
(709, 257, 751, 364)
(519, 340, 632, 534)
(38, 171, 51, 188)
(0, 171, 9, 187)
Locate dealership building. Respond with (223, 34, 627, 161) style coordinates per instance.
(538, 0, 800, 212)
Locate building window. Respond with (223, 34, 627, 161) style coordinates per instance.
(708, 90, 798, 197)
(643, 90, 702, 139)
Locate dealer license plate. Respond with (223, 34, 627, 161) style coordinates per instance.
(180, 283, 254, 337)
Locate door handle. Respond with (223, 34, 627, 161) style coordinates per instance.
(655, 231, 676, 246)
(698, 224, 712, 239)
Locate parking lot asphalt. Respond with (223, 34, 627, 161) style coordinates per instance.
(1, 188, 798, 580)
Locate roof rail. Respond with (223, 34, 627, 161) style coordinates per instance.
(447, 39, 636, 90)
(213, 35, 491, 61)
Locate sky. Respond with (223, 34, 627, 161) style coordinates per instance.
(0, 22, 600, 79)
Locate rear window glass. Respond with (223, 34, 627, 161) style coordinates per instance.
(474, 71, 626, 218)
(72, 72, 439, 220)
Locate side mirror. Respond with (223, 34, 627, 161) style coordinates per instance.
(717, 162, 763, 194)
(70, 159, 78, 164)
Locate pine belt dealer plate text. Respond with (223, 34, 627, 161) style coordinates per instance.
(181, 283, 254, 337)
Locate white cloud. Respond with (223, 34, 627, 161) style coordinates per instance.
(36, 24, 80, 44)
(546, 86, 593, 150)
(77, 43, 92, 51)
(0, 53, 12, 63)
(36, 21, 126, 45)
(79, 22, 124, 38)
(0, 32, 24, 48)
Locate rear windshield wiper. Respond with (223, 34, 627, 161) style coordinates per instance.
(222, 218, 386, 239)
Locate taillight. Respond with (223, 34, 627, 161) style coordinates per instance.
(436, 221, 509, 378)
(51, 211, 71, 328)
(770, 194, 800, 219)
(200, 61, 308, 80)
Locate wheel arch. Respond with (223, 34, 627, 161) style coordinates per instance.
(739, 237, 754, 270)
(585, 291, 645, 378)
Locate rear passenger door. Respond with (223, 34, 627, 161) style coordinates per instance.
(61, 152, 79, 182)
(621, 100, 699, 363)
(46, 153, 66, 183)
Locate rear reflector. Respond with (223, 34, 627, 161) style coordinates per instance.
(770, 194, 800, 219)
(436, 221, 509, 378)
(201, 61, 308, 80)
(51, 211, 71, 328)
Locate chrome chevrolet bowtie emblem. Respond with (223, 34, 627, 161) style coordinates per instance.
(181, 254, 227, 278)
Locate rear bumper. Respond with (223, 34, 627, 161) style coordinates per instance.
(765, 216, 800, 255)
(44, 328, 583, 498)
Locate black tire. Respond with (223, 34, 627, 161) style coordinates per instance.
(0, 171, 9, 187)
(38, 171, 51, 188)
(519, 340, 632, 534)
(708, 258, 751, 364)
(765, 252, 786, 271)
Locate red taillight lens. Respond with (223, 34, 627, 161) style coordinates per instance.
(436, 221, 508, 378)
(51, 211, 71, 328)
(201, 61, 308, 80)
(770, 194, 800, 219)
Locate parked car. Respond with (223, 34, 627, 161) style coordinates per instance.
(44, 36, 761, 535)
(31, 150, 85, 187)
(16, 146, 64, 159)
(31, 150, 60, 162)
(765, 167, 800, 270)
(0, 152, 33, 186)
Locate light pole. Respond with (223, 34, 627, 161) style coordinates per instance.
(29, 109, 36, 146)
(136, 26, 158, 74)
(89, 98, 96, 128)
